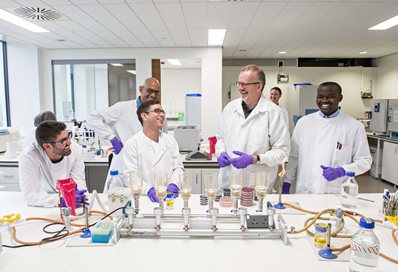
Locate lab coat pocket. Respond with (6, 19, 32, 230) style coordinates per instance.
(335, 143, 352, 166)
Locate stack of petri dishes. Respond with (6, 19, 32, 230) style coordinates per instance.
(215, 195, 222, 202)
(220, 196, 233, 207)
(240, 187, 255, 206)
(200, 195, 208, 206)
(223, 188, 231, 197)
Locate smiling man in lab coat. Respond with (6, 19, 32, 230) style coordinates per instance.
(283, 82, 372, 194)
(109, 100, 183, 202)
(87, 77, 166, 155)
(216, 64, 290, 192)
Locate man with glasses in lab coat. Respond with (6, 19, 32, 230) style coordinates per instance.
(216, 64, 290, 192)
(87, 77, 167, 155)
(19, 121, 87, 207)
(105, 100, 183, 202)
(282, 82, 372, 194)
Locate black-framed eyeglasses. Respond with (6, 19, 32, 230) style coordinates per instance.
(236, 81, 261, 88)
(146, 108, 166, 115)
(49, 131, 72, 146)
(145, 88, 160, 96)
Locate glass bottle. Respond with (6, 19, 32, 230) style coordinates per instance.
(314, 223, 327, 248)
(107, 170, 130, 217)
(341, 171, 358, 208)
(349, 218, 380, 272)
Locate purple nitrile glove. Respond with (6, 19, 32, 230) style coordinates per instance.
(282, 182, 291, 194)
(147, 187, 159, 203)
(218, 153, 232, 168)
(320, 165, 346, 182)
(230, 151, 254, 169)
(110, 137, 123, 154)
(167, 183, 180, 198)
(76, 187, 89, 208)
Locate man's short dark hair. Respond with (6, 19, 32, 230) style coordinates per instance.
(271, 87, 282, 96)
(240, 64, 266, 91)
(318, 82, 342, 95)
(137, 100, 161, 125)
(35, 121, 67, 148)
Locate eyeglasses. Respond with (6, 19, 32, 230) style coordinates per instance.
(236, 81, 261, 88)
(145, 88, 160, 96)
(49, 131, 72, 146)
(146, 108, 166, 115)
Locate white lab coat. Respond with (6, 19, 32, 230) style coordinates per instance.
(103, 131, 184, 194)
(279, 105, 289, 130)
(216, 95, 290, 192)
(21, 128, 36, 151)
(18, 141, 87, 207)
(284, 111, 372, 194)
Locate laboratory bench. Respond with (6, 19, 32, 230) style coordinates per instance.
(0, 153, 219, 193)
(0, 192, 397, 272)
(367, 134, 398, 185)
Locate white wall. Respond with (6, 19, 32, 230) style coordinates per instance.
(376, 52, 398, 99)
(161, 68, 201, 116)
(223, 66, 377, 123)
(40, 47, 222, 139)
(6, 39, 40, 136)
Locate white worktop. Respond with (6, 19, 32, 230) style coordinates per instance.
(0, 192, 396, 272)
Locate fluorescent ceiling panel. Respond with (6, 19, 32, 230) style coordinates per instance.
(208, 29, 226, 46)
(167, 59, 181, 66)
(369, 15, 398, 30)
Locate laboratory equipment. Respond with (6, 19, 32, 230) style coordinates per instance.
(173, 126, 201, 152)
(129, 172, 142, 214)
(107, 170, 131, 217)
(0, 127, 19, 153)
(208, 136, 217, 156)
(56, 178, 77, 216)
(154, 172, 168, 210)
(255, 172, 268, 212)
(387, 99, 398, 137)
(314, 223, 327, 248)
(179, 173, 192, 209)
(62, 207, 72, 230)
(341, 171, 358, 208)
(318, 223, 337, 259)
(185, 93, 201, 128)
(165, 194, 174, 210)
(350, 218, 380, 270)
(230, 171, 242, 213)
(370, 99, 388, 134)
(203, 172, 218, 211)
(91, 219, 114, 243)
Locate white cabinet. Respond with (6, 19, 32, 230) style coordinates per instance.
(381, 141, 398, 185)
(0, 166, 20, 191)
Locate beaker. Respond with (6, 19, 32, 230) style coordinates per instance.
(129, 171, 143, 213)
(154, 171, 168, 209)
(255, 172, 269, 212)
(179, 173, 192, 208)
(230, 171, 242, 197)
(203, 172, 218, 209)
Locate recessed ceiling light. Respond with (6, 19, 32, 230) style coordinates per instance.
(359, 51, 368, 55)
(208, 29, 226, 46)
(238, 49, 247, 52)
(111, 63, 123, 66)
(369, 14, 398, 30)
(126, 70, 136, 75)
(278, 51, 287, 54)
(167, 59, 181, 66)
(57, 39, 65, 42)
(0, 8, 49, 33)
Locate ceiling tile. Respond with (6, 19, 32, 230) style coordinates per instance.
(128, 2, 166, 30)
(155, 3, 186, 29)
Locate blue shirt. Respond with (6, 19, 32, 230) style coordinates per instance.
(319, 109, 340, 119)
(136, 96, 141, 108)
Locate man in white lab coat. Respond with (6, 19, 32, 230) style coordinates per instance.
(283, 82, 372, 194)
(107, 100, 183, 202)
(216, 65, 290, 192)
(270, 87, 289, 128)
(19, 121, 87, 207)
(87, 77, 166, 155)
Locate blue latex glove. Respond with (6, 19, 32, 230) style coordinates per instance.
(110, 137, 123, 154)
(282, 182, 291, 194)
(76, 187, 89, 208)
(321, 165, 346, 181)
(60, 186, 89, 208)
(147, 187, 159, 203)
(230, 151, 254, 169)
(218, 153, 232, 168)
(167, 183, 180, 198)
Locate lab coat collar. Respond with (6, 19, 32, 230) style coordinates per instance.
(142, 131, 168, 167)
(318, 109, 340, 119)
(233, 94, 268, 118)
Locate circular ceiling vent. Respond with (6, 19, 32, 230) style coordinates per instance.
(14, 7, 62, 21)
